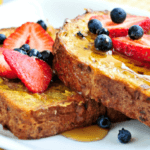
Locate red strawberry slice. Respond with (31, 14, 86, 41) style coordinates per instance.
(112, 35, 150, 62)
(0, 48, 17, 79)
(28, 23, 54, 51)
(3, 50, 52, 93)
(90, 15, 150, 38)
(3, 22, 54, 52)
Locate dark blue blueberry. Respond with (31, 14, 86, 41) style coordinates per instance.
(40, 50, 53, 66)
(0, 34, 6, 44)
(28, 49, 42, 58)
(37, 20, 47, 30)
(14, 48, 27, 55)
(97, 28, 109, 36)
(118, 128, 131, 143)
(20, 44, 30, 52)
(97, 115, 111, 128)
(77, 31, 84, 38)
(88, 19, 103, 34)
(94, 34, 112, 51)
(128, 25, 143, 40)
(110, 8, 126, 23)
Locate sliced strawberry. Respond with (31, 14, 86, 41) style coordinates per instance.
(3, 50, 52, 93)
(90, 15, 150, 38)
(3, 22, 54, 52)
(28, 23, 54, 51)
(0, 48, 17, 79)
(112, 35, 150, 62)
(3, 23, 31, 49)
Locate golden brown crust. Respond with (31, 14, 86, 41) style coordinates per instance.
(0, 89, 105, 139)
(0, 27, 16, 37)
(0, 77, 128, 139)
(53, 10, 150, 127)
(0, 24, 128, 139)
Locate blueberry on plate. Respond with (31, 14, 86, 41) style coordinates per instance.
(20, 44, 30, 52)
(0, 34, 6, 44)
(40, 50, 53, 66)
(128, 25, 144, 40)
(110, 8, 126, 23)
(88, 19, 103, 34)
(14, 48, 27, 55)
(97, 115, 111, 128)
(97, 28, 109, 36)
(118, 128, 131, 143)
(94, 34, 112, 51)
(37, 20, 47, 30)
(28, 49, 42, 58)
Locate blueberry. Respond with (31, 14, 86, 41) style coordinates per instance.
(97, 115, 111, 128)
(77, 31, 84, 38)
(118, 128, 131, 143)
(14, 48, 27, 55)
(94, 34, 112, 51)
(97, 28, 109, 36)
(37, 20, 47, 30)
(110, 8, 126, 23)
(0, 34, 6, 44)
(40, 50, 53, 66)
(20, 44, 30, 52)
(88, 19, 103, 34)
(128, 25, 143, 40)
(28, 49, 42, 58)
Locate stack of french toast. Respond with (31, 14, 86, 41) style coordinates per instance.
(0, 8, 150, 139)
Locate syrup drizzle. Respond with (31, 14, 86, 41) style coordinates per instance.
(61, 125, 109, 142)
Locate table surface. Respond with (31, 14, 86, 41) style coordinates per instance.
(105, 0, 150, 12)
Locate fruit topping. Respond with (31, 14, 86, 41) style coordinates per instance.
(0, 48, 17, 79)
(28, 48, 42, 58)
(97, 28, 109, 36)
(90, 15, 150, 38)
(3, 50, 52, 93)
(128, 25, 144, 40)
(112, 35, 150, 62)
(3, 22, 54, 52)
(40, 50, 53, 67)
(97, 115, 111, 128)
(20, 44, 30, 52)
(13, 46, 53, 66)
(110, 8, 126, 23)
(77, 31, 84, 38)
(118, 128, 131, 143)
(0, 34, 6, 44)
(94, 34, 112, 51)
(37, 20, 47, 30)
(88, 19, 102, 34)
(14, 48, 27, 55)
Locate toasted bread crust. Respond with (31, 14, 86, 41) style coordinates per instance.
(0, 77, 106, 139)
(0, 77, 128, 139)
(0, 24, 128, 139)
(0, 87, 104, 139)
(53, 10, 150, 126)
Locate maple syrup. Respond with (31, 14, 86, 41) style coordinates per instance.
(61, 21, 150, 90)
(61, 125, 109, 142)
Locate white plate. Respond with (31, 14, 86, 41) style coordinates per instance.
(1, 0, 150, 150)
(0, 0, 45, 29)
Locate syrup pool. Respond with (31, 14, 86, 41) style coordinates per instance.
(61, 125, 109, 142)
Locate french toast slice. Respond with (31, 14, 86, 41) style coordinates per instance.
(0, 77, 105, 139)
(53, 10, 150, 127)
(0, 26, 128, 139)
